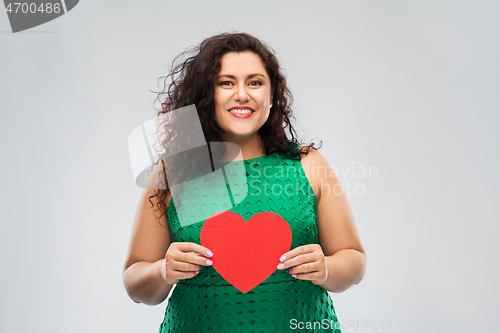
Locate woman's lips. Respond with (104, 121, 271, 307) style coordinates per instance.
(228, 107, 255, 118)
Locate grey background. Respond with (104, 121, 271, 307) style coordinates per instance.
(1, 1, 499, 332)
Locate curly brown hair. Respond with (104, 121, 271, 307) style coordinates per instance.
(148, 31, 321, 223)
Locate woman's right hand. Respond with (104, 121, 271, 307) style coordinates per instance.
(160, 242, 214, 285)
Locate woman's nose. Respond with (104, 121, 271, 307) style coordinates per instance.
(234, 84, 249, 102)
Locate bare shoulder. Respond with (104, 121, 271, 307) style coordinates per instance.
(299, 146, 333, 178)
(299, 145, 328, 166)
(298, 146, 332, 202)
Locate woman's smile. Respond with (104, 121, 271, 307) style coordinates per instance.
(228, 106, 255, 118)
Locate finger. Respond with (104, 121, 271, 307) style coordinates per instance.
(290, 271, 324, 281)
(289, 261, 321, 275)
(173, 251, 214, 268)
(175, 242, 214, 258)
(170, 260, 203, 272)
(278, 253, 319, 271)
(279, 244, 317, 262)
(187, 251, 211, 262)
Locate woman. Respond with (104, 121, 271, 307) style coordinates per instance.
(123, 32, 366, 332)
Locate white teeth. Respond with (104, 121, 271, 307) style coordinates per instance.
(229, 109, 253, 114)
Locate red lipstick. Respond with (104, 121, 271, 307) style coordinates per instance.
(228, 106, 255, 118)
(228, 106, 254, 110)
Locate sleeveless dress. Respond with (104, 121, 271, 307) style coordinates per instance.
(159, 147, 342, 333)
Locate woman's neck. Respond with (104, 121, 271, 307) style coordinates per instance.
(221, 133, 265, 160)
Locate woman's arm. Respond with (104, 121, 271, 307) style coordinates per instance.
(301, 148, 367, 293)
(122, 188, 174, 306)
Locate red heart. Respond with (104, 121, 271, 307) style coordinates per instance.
(200, 211, 292, 293)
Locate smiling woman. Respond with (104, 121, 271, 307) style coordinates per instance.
(122, 32, 366, 333)
(214, 51, 273, 149)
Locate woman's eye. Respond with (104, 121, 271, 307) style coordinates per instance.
(218, 81, 262, 86)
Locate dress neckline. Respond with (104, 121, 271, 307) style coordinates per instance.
(216, 149, 281, 164)
(242, 154, 267, 162)
(241, 149, 280, 162)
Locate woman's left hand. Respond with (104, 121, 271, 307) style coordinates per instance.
(277, 244, 328, 285)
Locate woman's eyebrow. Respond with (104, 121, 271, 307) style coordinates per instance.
(217, 73, 266, 79)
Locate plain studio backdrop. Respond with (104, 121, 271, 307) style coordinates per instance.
(1, 1, 499, 332)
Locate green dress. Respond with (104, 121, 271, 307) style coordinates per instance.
(159, 147, 342, 333)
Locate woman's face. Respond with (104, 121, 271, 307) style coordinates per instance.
(214, 51, 273, 143)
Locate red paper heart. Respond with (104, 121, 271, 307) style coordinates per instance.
(200, 211, 292, 293)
